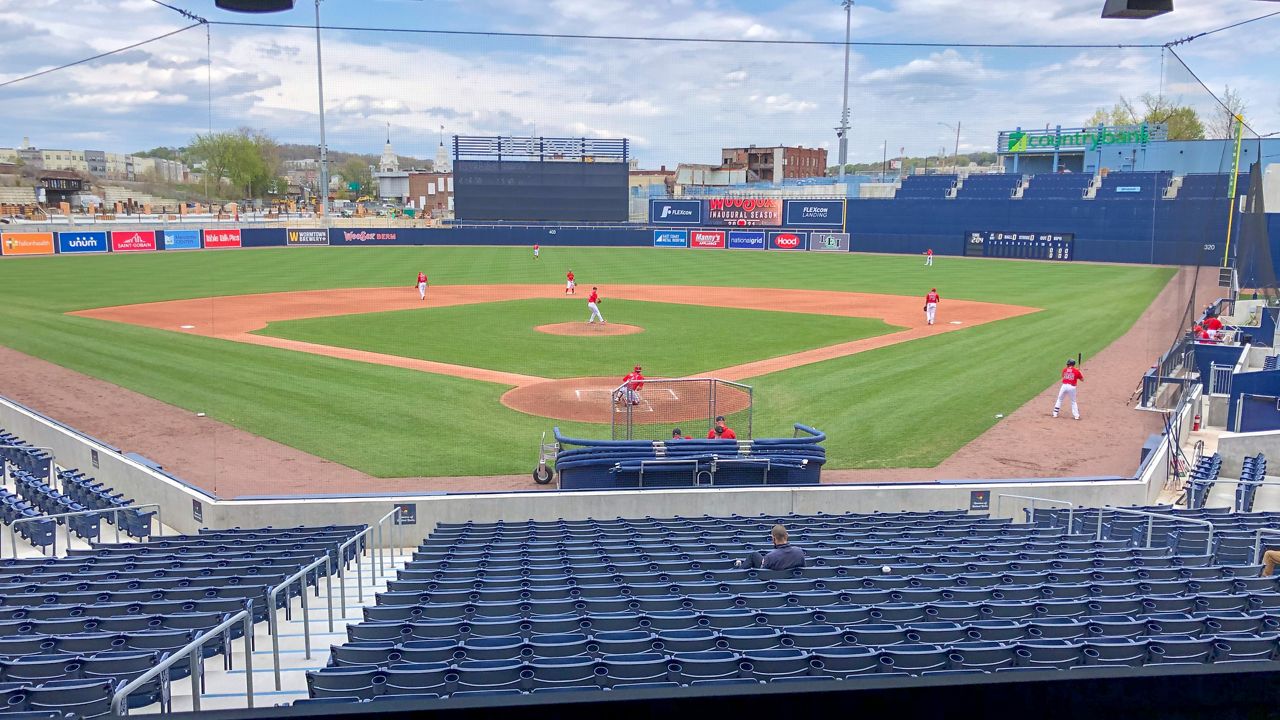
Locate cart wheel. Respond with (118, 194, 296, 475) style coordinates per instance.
(533, 466, 555, 485)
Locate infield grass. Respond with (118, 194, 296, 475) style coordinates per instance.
(255, 299, 899, 379)
(0, 246, 1173, 477)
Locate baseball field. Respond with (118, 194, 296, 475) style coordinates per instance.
(0, 246, 1173, 478)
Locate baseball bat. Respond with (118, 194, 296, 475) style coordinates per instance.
(1077, 352, 1083, 367)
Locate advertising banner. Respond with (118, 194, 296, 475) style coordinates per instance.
(331, 229, 403, 245)
(809, 232, 851, 252)
(653, 229, 689, 248)
(287, 229, 329, 246)
(110, 230, 157, 252)
(1, 232, 55, 256)
(706, 198, 782, 226)
(768, 231, 807, 250)
(689, 230, 726, 249)
(727, 230, 766, 250)
(56, 231, 109, 254)
(649, 199, 702, 225)
(784, 200, 845, 227)
(203, 229, 242, 249)
(161, 229, 201, 251)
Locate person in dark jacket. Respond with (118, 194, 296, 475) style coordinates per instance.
(734, 524, 805, 570)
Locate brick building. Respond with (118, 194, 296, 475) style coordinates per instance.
(407, 172, 454, 216)
(720, 145, 828, 183)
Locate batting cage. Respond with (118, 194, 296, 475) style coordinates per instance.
(611, 378, 753, 442)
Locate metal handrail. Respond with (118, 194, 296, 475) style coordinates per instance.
(111, 607, 253, 715)
(335, 520, 373, 617)
(995, 494, 1075, 529)
(9, 503, 161, 558)
(373, 507, 402, 590)
(268, 554, 333, 691)
(1254, 528, 1280, 566)
(1095, 507, 1216, 554)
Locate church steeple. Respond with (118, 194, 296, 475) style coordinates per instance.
(379, 123, 399, 173)
(434, 124, 451, 173)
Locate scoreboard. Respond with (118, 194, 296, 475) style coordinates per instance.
(965, 231, 1075, 261)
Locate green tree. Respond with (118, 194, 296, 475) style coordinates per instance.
(337, 157, 373, 197)
(186, 129, 283, 198)
(1086, 93, 1204, 140)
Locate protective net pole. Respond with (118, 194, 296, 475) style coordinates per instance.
(1221, 115, 1245, 268)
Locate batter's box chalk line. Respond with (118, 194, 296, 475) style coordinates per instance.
(574, 388, 614, 401)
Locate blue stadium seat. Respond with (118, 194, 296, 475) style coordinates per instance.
(669, 651, 744, 683)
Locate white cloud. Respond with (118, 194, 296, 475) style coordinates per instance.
(0, 0, 1275, 166)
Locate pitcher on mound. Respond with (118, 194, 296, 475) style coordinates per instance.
(587, 287, 605, 324)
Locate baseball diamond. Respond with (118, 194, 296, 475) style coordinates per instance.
(0, 246, 1173, 485)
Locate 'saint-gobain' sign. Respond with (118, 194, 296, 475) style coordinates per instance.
(1005, 123, 1167, 153)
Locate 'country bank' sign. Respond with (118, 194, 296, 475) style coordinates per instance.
(1003, 123, 1168, 153)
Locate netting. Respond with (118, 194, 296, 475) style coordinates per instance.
(611, 378, 752, 442)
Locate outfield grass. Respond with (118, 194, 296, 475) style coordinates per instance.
(256, 299, 898, 379)
(0, 246, 1173, 477)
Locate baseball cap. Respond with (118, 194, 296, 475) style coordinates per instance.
(1066, 358, 1076, 365)
(634, 365, 642, 371)
(672, 428, 682, 436)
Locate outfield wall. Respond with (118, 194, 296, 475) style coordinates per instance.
(7, 206, 1278, 274)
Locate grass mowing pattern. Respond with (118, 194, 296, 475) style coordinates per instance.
(255, 299, 899, 379)
(0, 247, 1173, 477)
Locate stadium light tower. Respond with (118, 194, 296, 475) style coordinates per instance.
(836, 0, 853, 180)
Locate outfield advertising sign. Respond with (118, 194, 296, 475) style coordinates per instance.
(650, 199, 702, 225)
(727, 230, 766, 250)
(784, 200, 845, 227)
(653, 229, 689, 248)
(705, 198, 782, 227)
(689, 230, 726, 249)
(809, 232, 851, 252)
(110, 230, 157, 252)
(1, 232, 55, 256)
(287, 228, 329, 246)
(768, 231, 806, 250)
(57, 231, 109, 254)
(203, 229, 242, 249)
(162, 229, 201, 251)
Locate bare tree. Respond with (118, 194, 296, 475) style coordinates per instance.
(1205, 85, 1249, 140)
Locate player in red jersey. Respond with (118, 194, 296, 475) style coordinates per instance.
(708, 415, 737, 439)
(924, 288, 941, 325)
(1053, 358, 1084, 420)
(565, 270, 576, 295)
(587, 287, 605, 324)
(619, 365, 645, 405)
(533, 243, 540, 259)
(924, 248, 934, 266)
(415, 271, 428, 301)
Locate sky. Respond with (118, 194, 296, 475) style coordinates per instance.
(0, 0, 1277, 168)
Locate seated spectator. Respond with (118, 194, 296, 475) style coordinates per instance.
(734, 524, 805, 571)
(707, 415, 737, 440)
(1263, 549, 1280, 577)
(1204, 314, 1224, 341)
(671, 428, 691, 440)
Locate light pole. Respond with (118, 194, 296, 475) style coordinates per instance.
(937, 122, 960, 171)
(315, 0, 329, 218)
(836, 1, 853, 179)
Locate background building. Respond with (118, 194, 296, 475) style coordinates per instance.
(721, 145, 828, 183)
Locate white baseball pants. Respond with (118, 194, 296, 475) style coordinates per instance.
(587, 302, 604, 323)
(926, 302, 937, 325)
(417, 281, 426, 300)
(1054, 383, 1079, 419)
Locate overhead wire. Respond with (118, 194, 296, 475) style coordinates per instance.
(0, 23, 203, 90)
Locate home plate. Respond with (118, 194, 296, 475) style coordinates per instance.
(180, 325, 196, 330)
(949, 321, 963, 325)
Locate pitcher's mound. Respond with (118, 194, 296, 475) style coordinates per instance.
(535, 322, 644, 336)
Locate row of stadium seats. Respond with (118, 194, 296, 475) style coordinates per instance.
(1185, 454, 1223, 510)
(885, 172, 1241, 201)
(0, 524, 367, 716)
(305, 632, 1280, 701)
(0, 431, 52, 481)
(310, 507, 1280, 704)
(1235, 454, 1268, 514)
